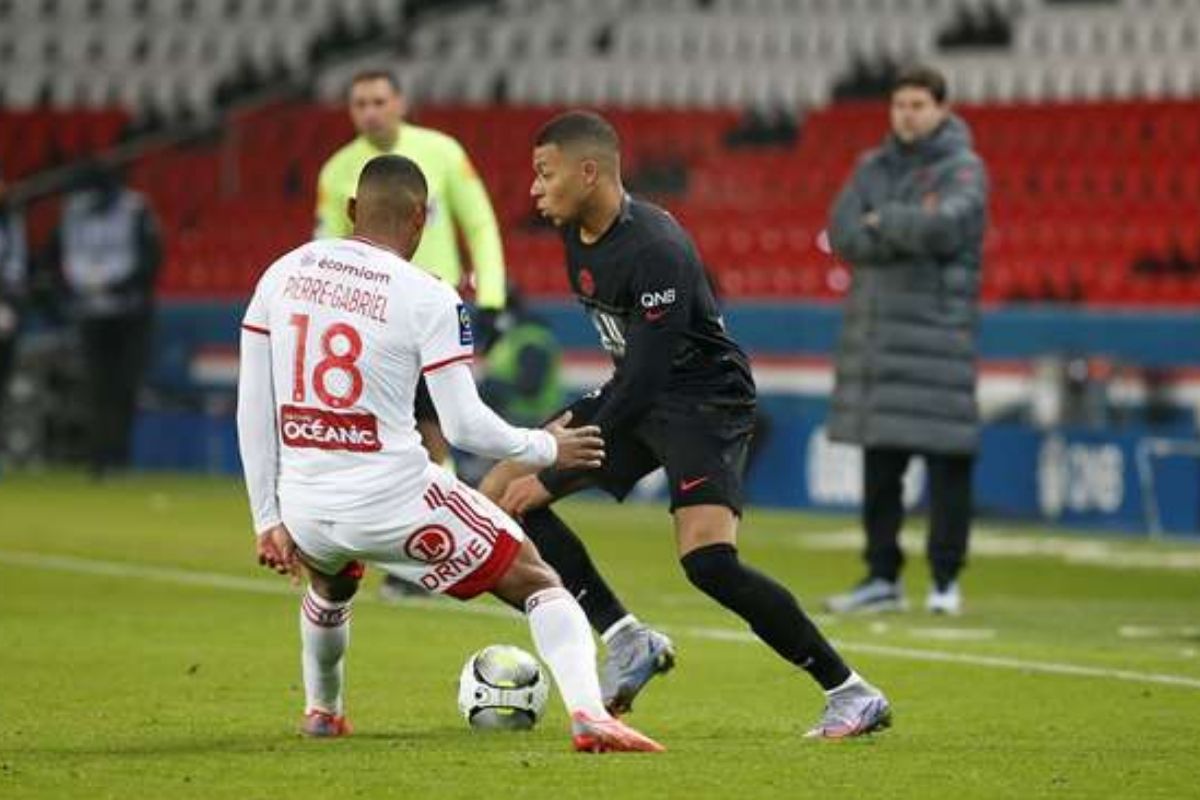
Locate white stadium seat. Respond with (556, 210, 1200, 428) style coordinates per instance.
(1, 0, 1197, 114)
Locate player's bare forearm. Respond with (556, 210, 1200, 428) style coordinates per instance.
(497, 474, 553, 517)
(478, 459, 541, 502)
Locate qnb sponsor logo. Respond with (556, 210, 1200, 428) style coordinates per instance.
(639, 288, 676, 308)
(418, 539, 490, 592)
(280, 405, 382, 452)
(1038, 435, 1125, 517)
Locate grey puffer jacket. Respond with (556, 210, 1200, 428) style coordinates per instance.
(826, 114, 988, 455)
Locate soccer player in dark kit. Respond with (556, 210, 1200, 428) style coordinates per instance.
(480, 110, 892, 738)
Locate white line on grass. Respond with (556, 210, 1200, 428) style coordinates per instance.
(791, 529, 1200, 571)
(665, 626, 1200, 690)
(1118, 625, 1200, 639)
(906, 627, 997, 641)
(4, 548, 1200, 691)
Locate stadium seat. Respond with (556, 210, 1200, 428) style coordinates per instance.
(3, 1, 1197, 306)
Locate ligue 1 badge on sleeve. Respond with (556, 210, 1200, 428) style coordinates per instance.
(456, 303, 474, 346)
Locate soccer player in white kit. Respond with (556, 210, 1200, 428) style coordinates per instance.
(237, 155, 662, 752)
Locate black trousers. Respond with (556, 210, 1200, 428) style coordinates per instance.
(80, 313, 151, 473)
(0, 331, 14, 433)
(863, 447, 974, 589)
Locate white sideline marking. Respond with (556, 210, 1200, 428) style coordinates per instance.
(907, 627, 997, 642)
(791, 529, 1200, 571)
(1118, 625, 1200, 640)
(0, 549, 519, 617)
(670, 626, 1200, 690)
(4, 549, 1200, 691)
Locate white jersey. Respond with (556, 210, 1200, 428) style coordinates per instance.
(239, 236, 528, 526)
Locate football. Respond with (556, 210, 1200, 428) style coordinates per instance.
(457, 644, 550, 731)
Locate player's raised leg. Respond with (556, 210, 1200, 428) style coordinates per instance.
(483, 461, 632, 632)
(674, 504, 891, 739)
(488, 538, 664, 753)
(521, 506, 675, 713)
(480, 448, 676, 715)
(298, 558, 361, 738)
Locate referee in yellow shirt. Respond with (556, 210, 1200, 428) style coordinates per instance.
(316, 69, 507, 466)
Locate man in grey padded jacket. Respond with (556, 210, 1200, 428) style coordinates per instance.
(823, 65, 988, 616)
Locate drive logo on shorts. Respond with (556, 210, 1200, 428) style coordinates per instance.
(456, 303, 474, 346)
(280, 405, 382, 452)
(404, 525, 456, 563)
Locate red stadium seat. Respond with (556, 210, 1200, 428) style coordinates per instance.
(7, 100, 1194, 304)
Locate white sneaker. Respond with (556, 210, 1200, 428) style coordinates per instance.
(926, 582, 962, 615)
(824, 578, 908, 614)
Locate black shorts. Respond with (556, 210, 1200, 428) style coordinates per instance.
(549, 390, 755, 515)
(414, 376, 438, 423)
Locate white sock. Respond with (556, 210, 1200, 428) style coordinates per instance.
(599, 614, 640, 645)
(525, 587, 609, 720)
(300, 587, 351, 715)
(826, 670, 866, 697)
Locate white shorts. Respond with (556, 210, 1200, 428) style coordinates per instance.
(282, 467, 526, 600)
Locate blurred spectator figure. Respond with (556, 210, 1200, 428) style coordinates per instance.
(479, 284, 563, 429)
(44, 162, 162, 477)
(0, 161, 29, 460)
(1132, 239, 1199, 277)
(832, 56, 901, 101)
(724, 108, 800, 149)
(822, 66, 988, 616)
(936, 2, 1012, 49)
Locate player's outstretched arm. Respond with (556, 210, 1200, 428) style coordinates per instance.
(425, 365, 604, 469)
(545, 411, 604, 470)
(494, 411, 610, 516)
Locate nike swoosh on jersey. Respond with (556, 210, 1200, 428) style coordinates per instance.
(679, 476, 710, 492)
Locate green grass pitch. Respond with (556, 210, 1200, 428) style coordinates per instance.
(1, 473, 1198, 798)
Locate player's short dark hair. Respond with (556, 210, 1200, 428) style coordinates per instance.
(357, 155, 427, 204)
(892, 65, 948, 104)
(534, 110, 620, 154)
(349, 69, 402, 95)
